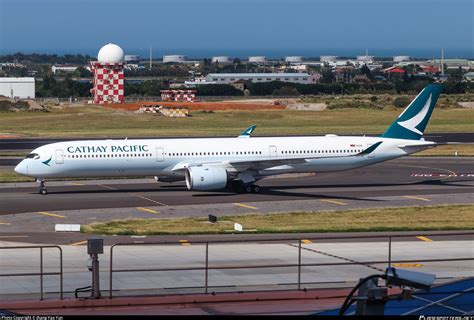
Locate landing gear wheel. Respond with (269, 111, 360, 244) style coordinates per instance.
(37, 179, 47, 195)
(252, 185, 260, 193)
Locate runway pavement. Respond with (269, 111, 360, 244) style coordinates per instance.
(0, 156, 472, 245)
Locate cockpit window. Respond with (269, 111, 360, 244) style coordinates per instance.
(26, 153, 40, 159)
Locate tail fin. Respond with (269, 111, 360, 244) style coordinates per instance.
(381, 84, 443, 140)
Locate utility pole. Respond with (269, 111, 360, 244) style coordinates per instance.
(149, 45, 153, 70)
(441, 48, 445, 77)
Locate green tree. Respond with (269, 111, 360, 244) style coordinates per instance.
(360, 64, 372, 79)
(320, 67, 335, 83)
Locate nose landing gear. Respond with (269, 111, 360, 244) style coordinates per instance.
(37, 179, 48, 195)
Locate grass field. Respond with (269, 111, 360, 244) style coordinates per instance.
(0, 105, 473, 138)
(0, 168, 34, 182)
(81, 204, 474, 235)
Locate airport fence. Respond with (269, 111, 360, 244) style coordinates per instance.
(108, 231, 474, 298)
(0, 245, 63, 300)
(0, 232, 472, 301)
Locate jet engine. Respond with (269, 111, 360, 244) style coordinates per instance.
(185, 166, 228, 191)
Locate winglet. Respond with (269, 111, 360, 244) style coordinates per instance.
(238, 125, 257, 138)
(358, 141, 383, 155)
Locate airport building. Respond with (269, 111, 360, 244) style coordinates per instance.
(248, 56, 267, 63)
(320, 56, 338, 62)
(393, 55, 411, 62)
(51, 65, 80, 74)
(205, 73, 317, 84)
(124, 55, 140, 64)
(163, 55, 187, 63)
(90, 43, 125, 104)
(0, 77, 35, 99)
(211, 56, 232, 63)
(285, 56, 303, 63)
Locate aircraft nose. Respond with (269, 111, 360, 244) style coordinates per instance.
(14, 161, 28, 176)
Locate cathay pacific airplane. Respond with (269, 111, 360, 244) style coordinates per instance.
(15, 84, 447, 195)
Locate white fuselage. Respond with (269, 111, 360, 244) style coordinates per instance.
(14, 135, 433, 181)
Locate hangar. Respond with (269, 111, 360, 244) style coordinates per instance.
(0, 77, 35, 99)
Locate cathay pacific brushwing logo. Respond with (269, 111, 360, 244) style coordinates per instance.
(42, 156, 52, 166)
(397, 94, 432, 135)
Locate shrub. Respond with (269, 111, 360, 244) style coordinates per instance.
(392, 96, 411, 108)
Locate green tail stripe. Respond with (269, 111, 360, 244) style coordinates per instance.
(381, 84, 443, 140)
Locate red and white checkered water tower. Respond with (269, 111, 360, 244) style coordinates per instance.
(90, 43, 125, 104)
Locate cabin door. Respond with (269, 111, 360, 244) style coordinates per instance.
(55, 149, 64, 164)
(269, 145, 277, 157)
(156, 147, 164, 162)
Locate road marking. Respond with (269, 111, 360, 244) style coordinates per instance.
(392, 263, 424, 268)
(179, 240, 191, 246)
(134, 195, 168, 206)
(99, 184, 168, 206)
(403, 195, 431, 202)
(98, 184, 118, 191)
(0, 221, 11, 225)
(70, 240, 87, 246)
(137, 207, 160, 215)
(416, 236, 433, 242)
(0, 235, 28, 238)
(68, 182, 84, 186)
(233, 203, 258, 210)
(320, 199, 347, 206)
(36, 211, 65, 218)
(301, 239, 312, 244)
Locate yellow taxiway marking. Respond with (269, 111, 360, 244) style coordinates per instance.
(0, 221, 11, 225)
(36, 211, 65, 218)
(179, 240, 191, 246)
(233, 203, 258, 210)
(416, 236, 433, 242)
(70, 240, 87, 246)
(320, 199, 347, 206)
(0, 235, 28, 238)
(68, 182, 84, 186)
(403, 195, 431, 202)
(137, 207, 160, 215)
(301, 239, 312, 244)
(392, 263, 424, 268)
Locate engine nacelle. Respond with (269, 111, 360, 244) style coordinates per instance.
(154, 175, 183, 183)
(185, 166, 228, 191)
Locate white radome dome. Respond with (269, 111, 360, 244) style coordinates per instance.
(97, 43, 124, 63)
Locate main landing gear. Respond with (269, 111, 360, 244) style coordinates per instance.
(232, 181, 261, 193)
(37, 179, 47, 195)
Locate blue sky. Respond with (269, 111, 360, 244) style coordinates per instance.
(0, 0, 472, 57)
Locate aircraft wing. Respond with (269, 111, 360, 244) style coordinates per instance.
(227, 141, 382, 171)
(171, 141, 383, 172)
